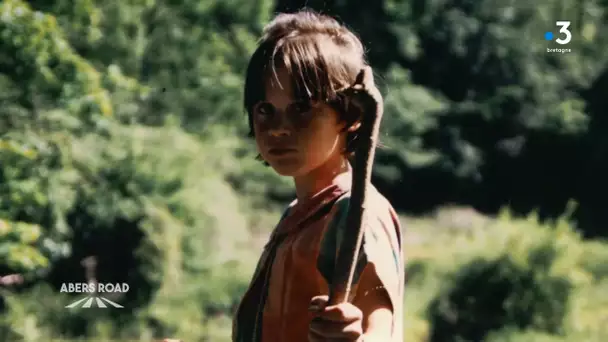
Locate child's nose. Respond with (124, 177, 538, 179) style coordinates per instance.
(268, 114, 292, 137)
(269, 126, 291, 137)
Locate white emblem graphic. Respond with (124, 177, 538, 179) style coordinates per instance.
(65, 295, 124, 308)
(61, 282, 129, 309)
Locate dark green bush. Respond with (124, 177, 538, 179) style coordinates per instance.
(427, 253, 573, 342)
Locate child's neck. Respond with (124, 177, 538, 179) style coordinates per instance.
(293, 155, 350, 202)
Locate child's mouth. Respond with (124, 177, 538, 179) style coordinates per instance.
(268, 148, 297, 156)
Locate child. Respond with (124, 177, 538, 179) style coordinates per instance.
(233, 9, 404, 342)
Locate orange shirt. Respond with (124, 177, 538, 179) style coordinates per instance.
(233, 171, 404, 342)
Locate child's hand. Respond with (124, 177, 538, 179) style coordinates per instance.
(308, 295, 364, 342)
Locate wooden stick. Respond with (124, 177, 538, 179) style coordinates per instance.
(328, 67, 384, 305)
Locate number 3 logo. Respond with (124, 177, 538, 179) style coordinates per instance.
(555, 21, 572, 45)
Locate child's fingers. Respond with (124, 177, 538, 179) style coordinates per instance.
(308, 295, 329, 312)
(308, 302, 363, 341)
(317, 302, 362, 322)
(309, 318, 362, 340)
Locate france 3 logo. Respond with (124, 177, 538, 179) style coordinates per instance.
(545, 21, 572, 53)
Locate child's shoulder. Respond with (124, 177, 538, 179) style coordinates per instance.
(322, 185, 402, 257)
(276, 182, 401, 243)
(331, 185, 401, 229)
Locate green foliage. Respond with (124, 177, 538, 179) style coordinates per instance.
(485, 329, 585, 342)
(1, 0, 607, 340)
(428, 255, 573, 341)
(0, 2, 275, 338)
(0, 220, 48, 272)
(403, 207, 608, 342)
(378, 66, 447, 175)
(0, 0, 137, 121)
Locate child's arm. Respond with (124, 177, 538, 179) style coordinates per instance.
(311, 203, 404, 341)
(353, 262, 398, 341)
(308, 262, 399, 341)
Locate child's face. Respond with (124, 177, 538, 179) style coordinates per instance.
(253, 68, 346, 177)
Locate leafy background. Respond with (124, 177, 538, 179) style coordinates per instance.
(0, 0, 607, 341)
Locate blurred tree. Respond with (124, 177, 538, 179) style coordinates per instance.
(0, 0, 270, 338)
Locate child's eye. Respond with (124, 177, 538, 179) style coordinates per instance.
(254, 103, 274, 119)
(289, 101, 312, 115)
